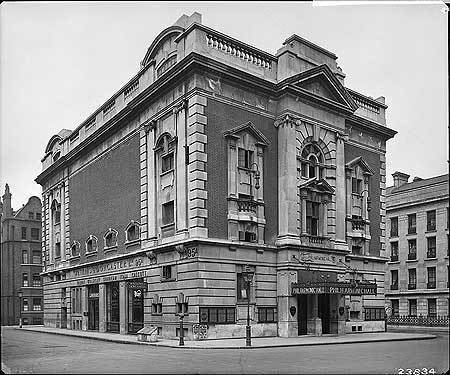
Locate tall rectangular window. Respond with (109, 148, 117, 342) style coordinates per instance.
(427, 267, 436, 289)
(32, 251, 41, 264)
(162, 201, 174, 225)
(22, 250, 29, 264)
(408, 239, 417, 260)
(391, 270, 398, 289)
(408, 214, 416, 234)
(238, 148, 254, 169)
(28, 212, 34, 219)
(36, 212, 42, 221)
(428, 299, 437, 318)
(390, 242, 399, 261)
(21, 227, 27, 240)
(409, 299, 417, 316)
(427, 210, 436, 231)
(306, 201, 320, 236)
(390, 217, 398, 237)
(55, 242, 61, 259)
(352, 178, 362, 195)
(31, 228, 39, 240)
(427, 237, 436, 258)
(408, 269, 416, 289)
(391, 300, 399, 317)
(237, 273, 251, 302)
(22, 273, 29, 287)
(33, 298, 42, 311)
(33, 274, 41, 287)
(23, 298, 29, 311)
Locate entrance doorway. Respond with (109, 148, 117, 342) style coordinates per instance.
(297, 294, 308, 335)
(318, 294, 330, 334)
(127, 279, 145, 334)
(61, 307, 67, 329)
(88, 285, 99, 331)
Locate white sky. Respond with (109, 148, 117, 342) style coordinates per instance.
(0, 1, 448, 208)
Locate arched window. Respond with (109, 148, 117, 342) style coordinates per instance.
(300, 143, 324, 179)
(71, 241, 80, 257)
(52, 151, 61, 162)
(104, 229, 118, 249)
(156, 133, 175, 174)
(125, 221, 140, 243)
(86, 235, 98, 253)
(51, 200, 61, 225)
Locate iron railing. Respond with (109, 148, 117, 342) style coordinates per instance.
(387, 315, 448, 327)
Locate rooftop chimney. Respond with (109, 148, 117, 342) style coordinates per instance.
(412, 176, 423, 182)
(392, 171, 410, 188)
(2, 184, 13, 218)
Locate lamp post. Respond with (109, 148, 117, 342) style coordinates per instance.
(242, 265, 254, 347)
(248, 162, 260, 197)
(18, 290, 23, 328)
(175, 293, 188, 346)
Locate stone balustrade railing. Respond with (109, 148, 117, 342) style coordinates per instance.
(206, 34, 273, 70)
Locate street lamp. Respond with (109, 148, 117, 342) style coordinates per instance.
(18, 290, 23, 328)
(242, 265, 254, 347)
(248, 162, 260, 196)
(175, 293, 188, 346)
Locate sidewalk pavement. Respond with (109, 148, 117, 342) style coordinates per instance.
(14, 325, 437, 349)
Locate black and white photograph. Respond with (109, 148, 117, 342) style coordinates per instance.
(0, 1, 448, 374)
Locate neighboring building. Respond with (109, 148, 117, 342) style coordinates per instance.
(35, 13, 396, 339)
(385, 173, 449, 320)
(1, 184, 43, 326)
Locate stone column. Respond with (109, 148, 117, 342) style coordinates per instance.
(146, 121, 157, 242)
(119, 281, 128, 335)
(335, 132, 348, 250)
(175, 101, 188, 235)
(99, 283, 107, 333)
(337, 294, 346, 335)
(276, 115, 300, 245)
(81, 286, 88, 331)
(301, 191, 308, 235)
(307, 294, 322, 336)
(277, 269, 298, 337)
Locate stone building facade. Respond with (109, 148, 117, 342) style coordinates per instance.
(1, 184, 43, 325)
(36, 13, 396, 339)
(385, 173, 449, 318)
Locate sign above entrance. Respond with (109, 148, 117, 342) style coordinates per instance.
(127, 281, 148, 291)
(291, 281, 377, 295)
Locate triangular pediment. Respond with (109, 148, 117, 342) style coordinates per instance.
(223, 121, 270, 147)
(299, 177, 335, 195)
(345, 156, 374, 175)
(282, 65, 358, 111)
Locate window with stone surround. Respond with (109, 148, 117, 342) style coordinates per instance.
(71, 241, 80, 257)
(427, 210, 436, 231)
(409, 299, 417, 316)
(199, 307, 235, 324)
(258, 307, 277, 323)
(390, 217, 398, 237)
(390, 242, 399, 261)
(300, 143, 324, 179)
(427, 267, 436, 289)
(125, 222, 140, 243)
(408, 214, 416, 234)
(86, 235, 98, 253)
(162, 202, 174, 226)
(238, 147, 254, 169)
(408, 269, 416, 289)
(306, 201, 320, 236)
(428, 298, 437, 318)
(104, 228, 118, 248)
(408, 239, 417, 259)
(22, 273, 28, 287)
(22, 250, 29, 264)
(391, 299, 399, 317)
(427, 237, 436, 258)
(390, 270, 398, 289)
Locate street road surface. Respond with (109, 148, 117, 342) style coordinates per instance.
(1, 327, 448, 374)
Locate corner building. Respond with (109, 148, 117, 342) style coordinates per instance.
(385, 173, 449, 320)
(36, 13, 396, 339)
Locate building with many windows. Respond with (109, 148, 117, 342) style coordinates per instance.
(35, 13, 396, 339)
(385, 173, 449, 320)
(1, 184, 43, 325)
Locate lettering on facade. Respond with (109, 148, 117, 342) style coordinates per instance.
(297, 251, 343, 266)
(291, 282, 377, 295)
(178, 246, 198, 260)
(70, 256, 146, 279)
(74, 270, 148, 286)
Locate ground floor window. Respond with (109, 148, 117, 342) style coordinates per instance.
(391, 300, 399, 317)
(258, 307, 277, 323)
(364, 307, 385, 321)
(409, 299, 417, 316)
(199, 307, 235, 324)
(428, 298, 437, 318)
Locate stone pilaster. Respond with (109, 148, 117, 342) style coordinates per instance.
(139, 124, 149, 241)
(81, 286, 88, 331)
(145, 120, 157, 242)
(335, 132, 348, 250)
(99, 283, 107, 333)
(187, 95, 208, 238)
(277, 269, 298, 337)
(119, 281, 128, 335)
(275, 114, 300, 245)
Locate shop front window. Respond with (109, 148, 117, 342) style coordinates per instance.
(106, 282, 120, 332)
